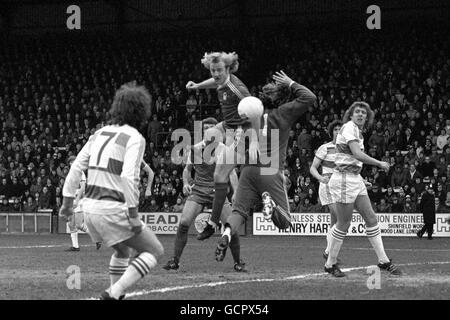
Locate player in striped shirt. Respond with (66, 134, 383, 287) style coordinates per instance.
(65, 155, 92, 251)
(325, 102, 401, 277)
(309, 120, 342, 262)
(65, 153, 155, 253)
(59, 83, 164, 300)
(186, 52, 260, 241)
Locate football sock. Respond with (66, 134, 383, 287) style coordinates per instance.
(262, 114, 268, 136)
(109, 254, 129, 287)
(272, 205, 291, 229)
(210, 182, 229, 225)
(70, 232, 79, 248)
(174, 224, 189, 261)
(222, 226, 231, 243)
(325, 225, 346, 268)
(109, 252, 157, 299)
(325, 225, 332, 255)
(366, 225, 390, 264)
(229, 234, 241, 263)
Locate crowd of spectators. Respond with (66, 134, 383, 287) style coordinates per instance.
(0, 22, 449, 214)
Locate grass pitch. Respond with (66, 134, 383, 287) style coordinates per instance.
(0, 234, 449, 300)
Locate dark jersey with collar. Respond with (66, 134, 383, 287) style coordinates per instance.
(217, 74, 251, 128)
(188, 147, 216, 188)
(252, 82, 317, 169)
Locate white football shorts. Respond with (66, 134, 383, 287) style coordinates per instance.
(67, 209, 85, 233)
(328, 172, 367, 204)
(319, 182, 334, 206)
(83, 210, 145, 247)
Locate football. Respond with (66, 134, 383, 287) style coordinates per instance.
(238, 96, 264, 119)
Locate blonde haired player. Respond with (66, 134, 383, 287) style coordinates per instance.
(309, 120, 342, 262)
(325, 102, 401, 277)
(59, 83, 163, 300)
(186, 52, 262, 240)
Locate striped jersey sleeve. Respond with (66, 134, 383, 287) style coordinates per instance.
(63, 136, 92, 198)
(140, 161, 148, 171)
(121, 133, 146, 208)
(335, 121, 364, 174)
(315, 144, 327, 160)
(340, 121, 361, 144)
(227, 75, 250, 99)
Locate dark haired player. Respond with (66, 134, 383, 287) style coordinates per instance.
(214, 71, 318, 262)
(163, 117, 246, 272)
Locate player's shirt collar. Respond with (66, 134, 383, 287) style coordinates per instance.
(217, 75, 231, 90)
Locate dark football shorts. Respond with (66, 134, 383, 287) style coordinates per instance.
(232, 166, 291, 230)
(188, 185, 215, 206)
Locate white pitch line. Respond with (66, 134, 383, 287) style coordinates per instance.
(0, 244, 92, 249)
(310, 245, 450, 253)
(85, 260, 450, 300)
(3, 243, 448, 252)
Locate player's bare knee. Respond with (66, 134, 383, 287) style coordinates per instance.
(364, 215, 378, 228)
(359, 206, 377, 227)
(178, 219, 192, 229)
(116, 251, 129, 259)
(153, 242, 164, 258)
(213, 171, 228, 183)
(230, 211, 247, 227)
(230, 233, 239, 240)
(336, 222, 350, 233)
(114, 244, 130, 258)
(330, 214, 337, 226)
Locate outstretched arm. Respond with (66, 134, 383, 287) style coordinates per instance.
(186, 78, 217, 90)
(348, 141, 389, 171)
(274, 71, 317, 123)
(120, 135, 146, 233)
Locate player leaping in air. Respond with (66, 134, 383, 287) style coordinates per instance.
(186, 52, 261, 241)
(214, 71, 318, 262)
(163, 117, 246, 272)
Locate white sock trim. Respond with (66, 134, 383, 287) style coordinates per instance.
(132, 252, 157, 276)
(110, 255, 129, 267)
(70, 232, 79, 248)
(223, 227, 231, 242)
